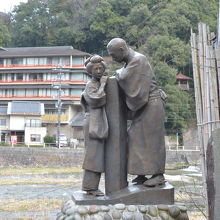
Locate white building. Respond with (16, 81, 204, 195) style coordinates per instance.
(0, 46, 90, 144)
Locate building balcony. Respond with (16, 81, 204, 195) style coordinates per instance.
(0, 63, 85, 69)
(0, 95, 81, 101)
(0, 79, 87, 85)
(41, 114, 68, 123)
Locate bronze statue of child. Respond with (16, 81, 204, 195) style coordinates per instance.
(80, 55, 108, 196)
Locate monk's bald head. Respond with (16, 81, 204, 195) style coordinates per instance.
(107, 38, 127, 50)
(107, 38, 129, 63)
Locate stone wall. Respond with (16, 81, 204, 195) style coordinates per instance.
(0, 146, 200, 167)
(0, 146, 84, 167)
(166, 150, 200, 165)
(183, 127, 199, 150)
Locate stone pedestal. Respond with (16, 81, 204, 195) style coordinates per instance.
(57, 199, 188, 220)
(72, 182, 174, 205)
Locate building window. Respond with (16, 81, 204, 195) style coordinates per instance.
(30, 134, 41, 142)
(11, 73, 15, 81)
(11, 58, 23, 65)
(0, 119, 6, 125)
(26, 89, 39, 96)
(26, 119, 41, 127)
(72, 57, 83, 64)
(71, 89, 83, 95)
(17, 74, 23, 80)
(29, 74, 38, 80)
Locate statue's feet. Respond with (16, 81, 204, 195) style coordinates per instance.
(132, 175, 148, 185)
(143, 174, 166, 187)
(86, 189, 104, 197)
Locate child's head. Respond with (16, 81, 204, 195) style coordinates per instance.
(85, 55, 106, 79)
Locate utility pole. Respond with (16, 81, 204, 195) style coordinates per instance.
(52, 67, 64, 149)
(218, 0, 220, 45)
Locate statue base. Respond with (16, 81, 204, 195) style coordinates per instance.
(72, 182, 174, 205)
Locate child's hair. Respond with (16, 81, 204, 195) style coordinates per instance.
(84, 55, 106, 76)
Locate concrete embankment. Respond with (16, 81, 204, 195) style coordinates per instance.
(0, 146, 200, 167)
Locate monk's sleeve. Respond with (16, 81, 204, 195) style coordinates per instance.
(118, 56, 153, 111)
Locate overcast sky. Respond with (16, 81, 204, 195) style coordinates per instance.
(0, 0, 28, 13)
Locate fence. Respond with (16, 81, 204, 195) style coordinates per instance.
(191, 22, 220, 217)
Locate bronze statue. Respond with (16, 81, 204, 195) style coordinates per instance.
(81, 55, 108, 196)
(107, 38, 166, 187)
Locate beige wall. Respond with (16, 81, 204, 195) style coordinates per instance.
(25, 127, 47, 145)
(9, 116, 25, 130)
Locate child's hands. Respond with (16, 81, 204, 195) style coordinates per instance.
(100, 76, 108, 85)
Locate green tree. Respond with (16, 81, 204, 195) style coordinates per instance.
(0, 19, 11, 47)
(164, 84, 195, 134)
(11, 0, 52, 46)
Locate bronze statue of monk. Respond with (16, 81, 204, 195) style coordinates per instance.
(107, 38, 166, 187)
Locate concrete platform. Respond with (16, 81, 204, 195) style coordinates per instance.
(72, 182, 174, 205)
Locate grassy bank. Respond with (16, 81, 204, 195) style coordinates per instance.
(0, 166, 205, 219)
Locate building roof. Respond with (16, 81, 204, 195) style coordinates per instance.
(71, 112, 85, 127)
(0, 46, 90, 58)
(176, 73, 192, 80)
(8, 101, 43, 115)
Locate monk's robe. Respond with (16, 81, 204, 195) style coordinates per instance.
(116, 49, 166, 175)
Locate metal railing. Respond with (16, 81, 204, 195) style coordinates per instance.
(0, 95, 81, 100)
(0, 63, 85, 69)
(0, 79, 87, 84)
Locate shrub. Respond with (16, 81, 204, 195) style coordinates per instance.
(44, 135, 55, 144)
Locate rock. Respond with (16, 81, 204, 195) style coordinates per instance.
(77, 206, 89, 215)
(134, 212, 143, 220)
(89, 205, 100, 214)
(56, 213, 65, 220)
(114, 203, 126, 210)
(157, 205, 169, 211)
(66, 207, 76, 216)
(104, 213, 113, 220)
(178, 206, 187, 212)
(127, 205, 137, 212)
(138, 205, 148, 213)
(159, 211, 169, 220)
(177, 213, 189, 220)
(101, 206, 110, 212)
(93, 214, 104, 220)
(56, 212, 63, 218)
(61, 204, 69, 214)
(85, 215, 91, 220)
(168, 206, 180, 218)
(122, 211, 133, 220)
(62, 201, 76, 215)
(143, 214, 152, 220)
(65, 200, 75, 209)
(112, 210, 122, 219)
(148, 206, 158, 217)
(65, 215, 76, 220)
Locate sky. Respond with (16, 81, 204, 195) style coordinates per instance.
(0, 0, 28, 13)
